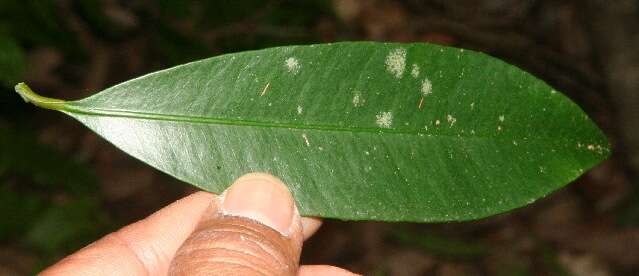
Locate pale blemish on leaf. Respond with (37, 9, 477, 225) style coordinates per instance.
(421, 77, 432, 96)
(352, 92, 365, 107)
(499, 115, 505, 122)
(447, 114, 457, 127)
(584, 143, 608, 154)
(260, 82, 271, 96)
(302, 133, 310, 147)
(411, 64, 420, 78)
(470, 102, 475, 110)
(375, 111, 393, 128)
(297, 105, 303, 115)
(435, 119, 441, 126)
(285, 57, 301, 75)
(385, 48, 406, 79)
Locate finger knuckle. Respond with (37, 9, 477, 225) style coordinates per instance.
(170, 216, 297, 276)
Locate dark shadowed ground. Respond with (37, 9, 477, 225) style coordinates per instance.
(1, 1, 638, 275)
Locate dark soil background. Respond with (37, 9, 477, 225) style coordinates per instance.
(1, 1, 638, 275)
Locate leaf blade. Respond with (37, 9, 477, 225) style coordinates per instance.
(18, 42, 610, 222)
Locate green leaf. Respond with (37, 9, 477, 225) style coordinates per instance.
(15, 42, 610, 222)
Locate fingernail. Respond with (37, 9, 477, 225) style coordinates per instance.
(220, 173, 296, 236)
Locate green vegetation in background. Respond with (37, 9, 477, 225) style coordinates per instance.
(150, 23, 213, 67)
(0, 33, 25, 88)
(0, 129, 97, 195)
(618, 191, 639, 227)
(157, 0, 333, 28)
(74, 0, 129, 39)
(389, 228, 488, 259)
(259, 0, 333, 27)
(154, 0, 334, 58)
(0, 186, 42, 241)
(0, 0, 84, 60)
(0, 128, 111, 269)
(25, 197, 108, 254)
(0, 30, 28, 120)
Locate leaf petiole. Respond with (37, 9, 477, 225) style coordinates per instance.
(14, 82, 66, 110)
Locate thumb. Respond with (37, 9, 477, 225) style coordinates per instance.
(169, 173, 303, 276)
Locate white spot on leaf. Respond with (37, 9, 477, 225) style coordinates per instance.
(302, 133, 310, 146)
(421, 77, 432, 96)
(447, 114, 456, 127)
(499, 115, 505, 122)
(385, 48, 407, 79)
(411, 64, 420, 78)
(352, 93, 364, 107)
(285, 57, 301, 74)
(297, 105, 303, 114)
(260, 82, 271, 96)
(375, 111, 393, 128)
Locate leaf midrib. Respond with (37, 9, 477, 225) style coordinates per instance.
(64, 104, 540, 140)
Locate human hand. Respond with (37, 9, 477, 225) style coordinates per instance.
(41, 173, 358, 276)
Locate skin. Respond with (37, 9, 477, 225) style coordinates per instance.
(41, 173, 358, 276)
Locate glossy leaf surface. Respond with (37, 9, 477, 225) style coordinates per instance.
(16, 42, 610, 222)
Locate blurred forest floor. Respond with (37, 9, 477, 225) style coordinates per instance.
(1, 1, 638, 275)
